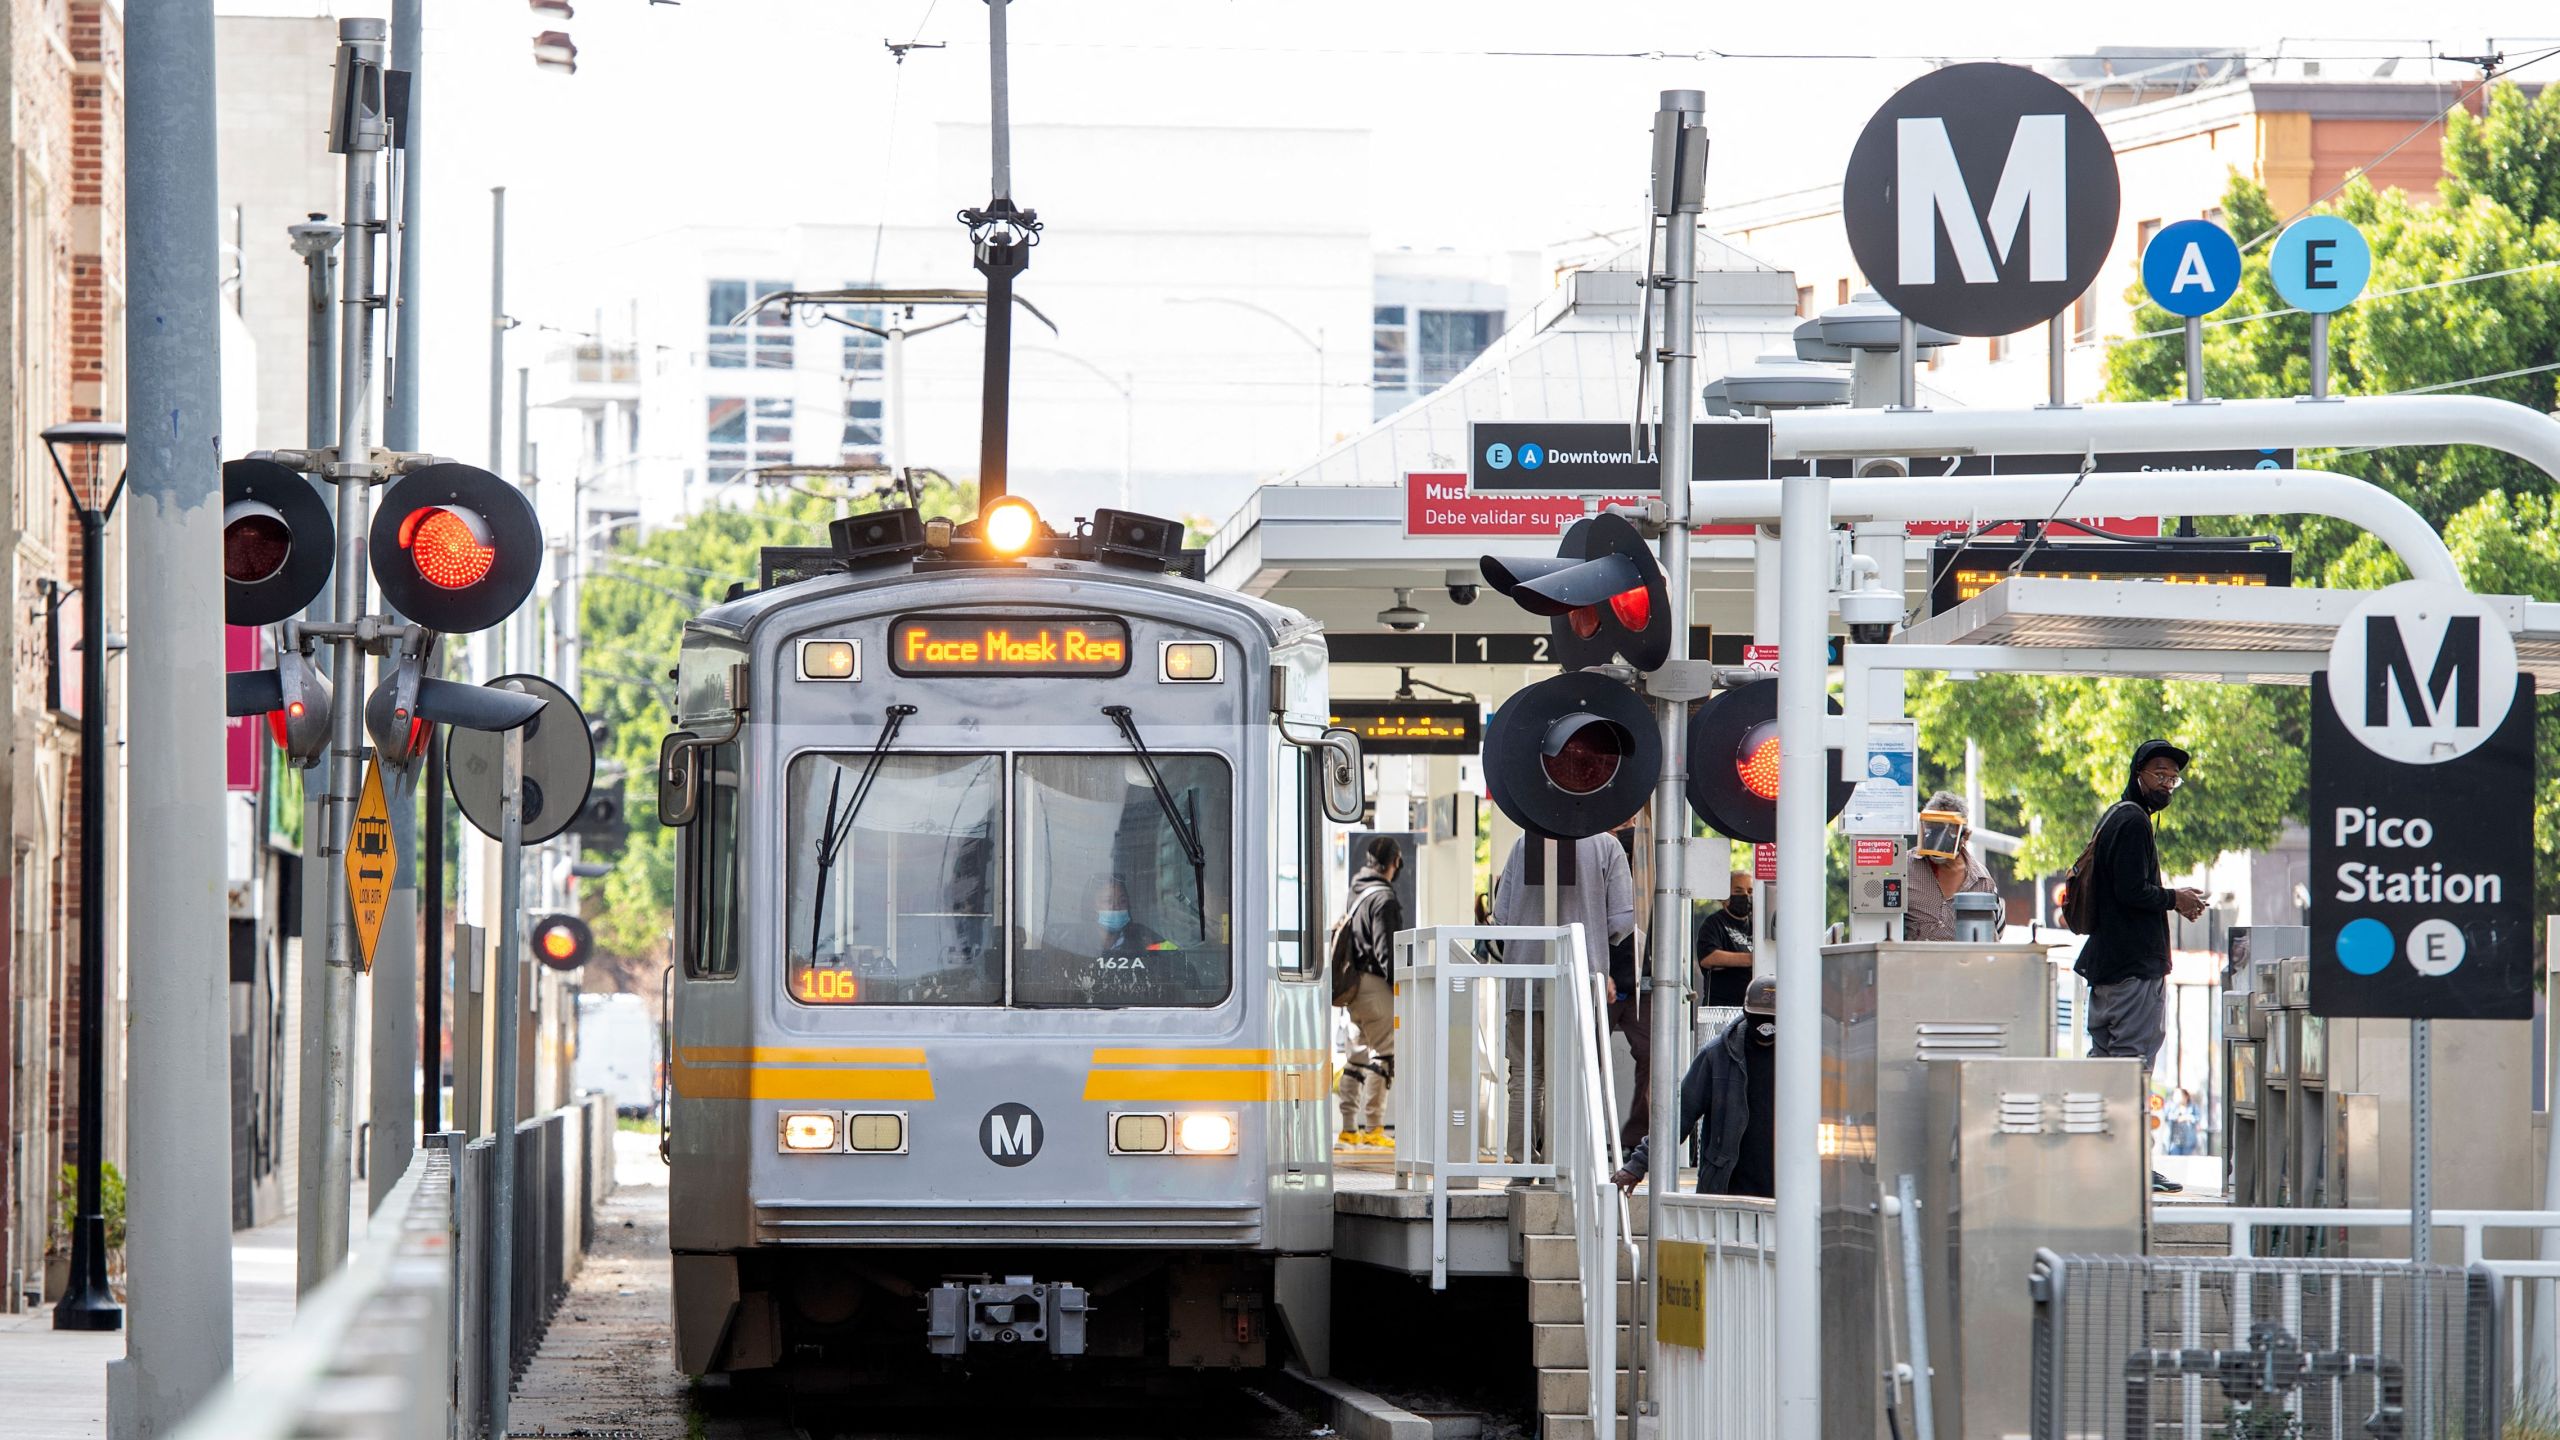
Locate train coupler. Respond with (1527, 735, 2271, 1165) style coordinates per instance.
(923, 1276, 1092, 1357)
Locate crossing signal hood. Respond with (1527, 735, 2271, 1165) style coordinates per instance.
(1480, 513, 1671, 672)
(369, 463, 542, 635)
(1684, 677, 1855, 845)
(1482, 671, 1662, 840)
(222, 458, 334, 626)
(530, 913, 592, 972)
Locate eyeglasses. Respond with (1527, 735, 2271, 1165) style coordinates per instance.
(2144, 769, 2185, 789)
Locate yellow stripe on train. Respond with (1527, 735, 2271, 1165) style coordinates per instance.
(1082, 1046, 1328, 1102)
(673, 1063, 936, 1102)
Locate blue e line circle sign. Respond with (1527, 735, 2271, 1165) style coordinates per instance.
(2270, 215, 2372, 314)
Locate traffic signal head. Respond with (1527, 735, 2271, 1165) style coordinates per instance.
(567, 789, 627, 853)
(369, 463, 542, 634)
(225, 639, 333, 767)
(1684, 677, 1855, 845)
(1480, 513, 1670, 671)
(529, 912, 593, 971)
(223, 458, 335, 626)
(1482, 671, 1662, 840)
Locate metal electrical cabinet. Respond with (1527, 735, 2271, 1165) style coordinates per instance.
(1922, 1057, 2145, 1440)
(1820, 941, 2054, 1440)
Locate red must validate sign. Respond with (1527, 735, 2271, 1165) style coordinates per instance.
(1404, 472, 1754, 538)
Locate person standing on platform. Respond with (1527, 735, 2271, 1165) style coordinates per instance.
(2070, 738, 2206, 1194)
(1904, 791, 1998, 942)
(1612, 976, 1779, 1198)
(1331, 837, 1405, 1149)
(1604, 817, 1654, 1152)
(1694, 870, 1756, 1011)
(1491, 830, 1633, 1164)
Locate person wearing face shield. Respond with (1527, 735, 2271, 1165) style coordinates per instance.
(1904, 789, 1997, 942)
(2071, 739, 2206, 1194)
(1610, 976, 1777, 1198)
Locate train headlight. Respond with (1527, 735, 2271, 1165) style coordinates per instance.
(799, 639, 858, 681)
(1159, 641, 1220, 683)
(1174, 1111, 1239, 1156)
(779, 1112, 840, 1153)
(982, 498, 1040, 556)
(1110, 1112, 1172, 1155)
(847, 1112, 907, 1154)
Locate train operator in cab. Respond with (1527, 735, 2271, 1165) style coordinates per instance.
(1092, 876, 1168, 956)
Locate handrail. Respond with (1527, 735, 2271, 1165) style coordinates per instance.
(2170, 1205, 2560, 1264)
(1557, 933, 1622, 1440)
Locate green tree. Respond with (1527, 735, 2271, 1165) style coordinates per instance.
(577, 475, 975, 969)
(1917, 81, 2560, 909)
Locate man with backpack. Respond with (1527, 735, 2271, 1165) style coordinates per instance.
(2065, 739, 2206, 1194)
(1332, 837, 1406, 1148)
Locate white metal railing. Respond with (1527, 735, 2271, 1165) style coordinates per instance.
(1393, 923, 1620, 1439)
(2173, 1206, 2560, 1415)
(1654, 1193, 1778, 1439)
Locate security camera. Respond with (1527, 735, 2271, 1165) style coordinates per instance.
(1443, 568, 1479, 606)
(1378, 587, 1429, 632)
(1838, 587, 1900, 647)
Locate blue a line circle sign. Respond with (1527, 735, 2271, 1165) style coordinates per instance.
(2140, 218, 2243, 319)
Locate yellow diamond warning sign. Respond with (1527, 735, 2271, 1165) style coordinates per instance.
(345, 758, 395, 973)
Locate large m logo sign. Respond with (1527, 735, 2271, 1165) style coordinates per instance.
(2364, 612, 2482, 730)
(1895, 114, 2068, 286)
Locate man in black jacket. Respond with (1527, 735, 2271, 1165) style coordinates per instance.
(2074, 739, 2206, 1194)
(1610, 976, 1777, 1199)
(1334, 838, 1405, 1147)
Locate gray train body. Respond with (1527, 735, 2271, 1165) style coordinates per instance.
(662, 553, 1339, 1382)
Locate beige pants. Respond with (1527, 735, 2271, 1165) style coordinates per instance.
(1336, 971, 1395, 1131)
(1505, 1008, 1548, 1164)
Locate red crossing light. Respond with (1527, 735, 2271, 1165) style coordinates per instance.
(401, 506, 497, 590)
(369, 464, 542, 634)
(1685, 679, 1854, 845)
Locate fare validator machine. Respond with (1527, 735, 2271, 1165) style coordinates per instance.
(1821, 941, 2148, 1440)
(2221, 926, 2382, 1249)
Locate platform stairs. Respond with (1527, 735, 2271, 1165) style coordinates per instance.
(1390, 923, 1640, 1440)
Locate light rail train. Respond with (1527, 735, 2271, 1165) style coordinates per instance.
(655, 497, 1364, 1385)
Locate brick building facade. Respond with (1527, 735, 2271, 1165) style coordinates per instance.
(3, 0, 123, 1313)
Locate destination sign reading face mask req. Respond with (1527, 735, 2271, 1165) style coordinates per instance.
(890, 614, 1132, 677)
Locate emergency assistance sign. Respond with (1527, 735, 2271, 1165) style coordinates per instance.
(2310, 582, 2535, 1020)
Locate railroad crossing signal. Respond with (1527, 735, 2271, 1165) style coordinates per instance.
(344, 758, 395, 973)
(530, 912, 592, 972)
(222, 458, 335, 626)
(369, 463, 543, 635)
(1684, 676, 1855, 845)
(1477, 516, 1673, 839)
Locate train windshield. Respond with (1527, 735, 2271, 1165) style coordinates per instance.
(1013, 754, 1234, 1008)
(785, 752, 1005, 1005)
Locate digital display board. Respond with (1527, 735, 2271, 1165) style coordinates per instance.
(1329, 701, 1482, 755)
(889, 614, 1132, 676)
(1926, 541, 2291, 615)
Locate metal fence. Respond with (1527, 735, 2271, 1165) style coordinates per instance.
(1651, 1194, 1778, 1440)
(170, 1141, 454, 1440)
(1392, 923, 1623, 1440)
(457, 1094, 610, 1438)
(2027, 1249, 2490, 1439)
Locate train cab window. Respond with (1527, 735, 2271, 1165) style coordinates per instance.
(1272, 741, 1315, 979)
(681, 743, 740, 979)
(1012, 754, 1234, 1008)
(785, 752, 1003, 1005)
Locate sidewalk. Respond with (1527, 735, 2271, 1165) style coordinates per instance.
(0, 1209, 299, 1440)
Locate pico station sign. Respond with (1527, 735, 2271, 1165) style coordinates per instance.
(2310, 581, 2535, 1020)
(889, 614, 1132, 677)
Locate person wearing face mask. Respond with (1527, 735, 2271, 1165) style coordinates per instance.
(2072, 739, 2206, 1194)
(1092, 877, 1166, 956)
(1904, 790, 1998, 942)
(1694, 871, 1757, 1010)
(1610, 976, 1778, 1198)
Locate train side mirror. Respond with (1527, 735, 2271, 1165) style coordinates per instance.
(658, 730, 701, 827)
(1317, 727, 1365, 824)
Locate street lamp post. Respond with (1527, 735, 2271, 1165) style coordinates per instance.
(1165, 295, 1326, 452)
(1021, 346, 1135, 510)
(43, 419, 128, 1333)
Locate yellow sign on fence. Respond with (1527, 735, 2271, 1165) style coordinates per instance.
(1656, 1238, 1707, 1350)
(345, 758, 394, 973)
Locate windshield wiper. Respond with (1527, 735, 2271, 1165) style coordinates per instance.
(809, 704, 918, 957)
(1101, 705, 1208, 942)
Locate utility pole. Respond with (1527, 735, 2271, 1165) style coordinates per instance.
(312, 14, 391, 1283)
(961, 0, 1038, 505)
(288, 214, 340, 1293)
(370, 0, 426, 1205)
(109, 0, 234, 1430)
(1641, 89, 1705, 1427)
